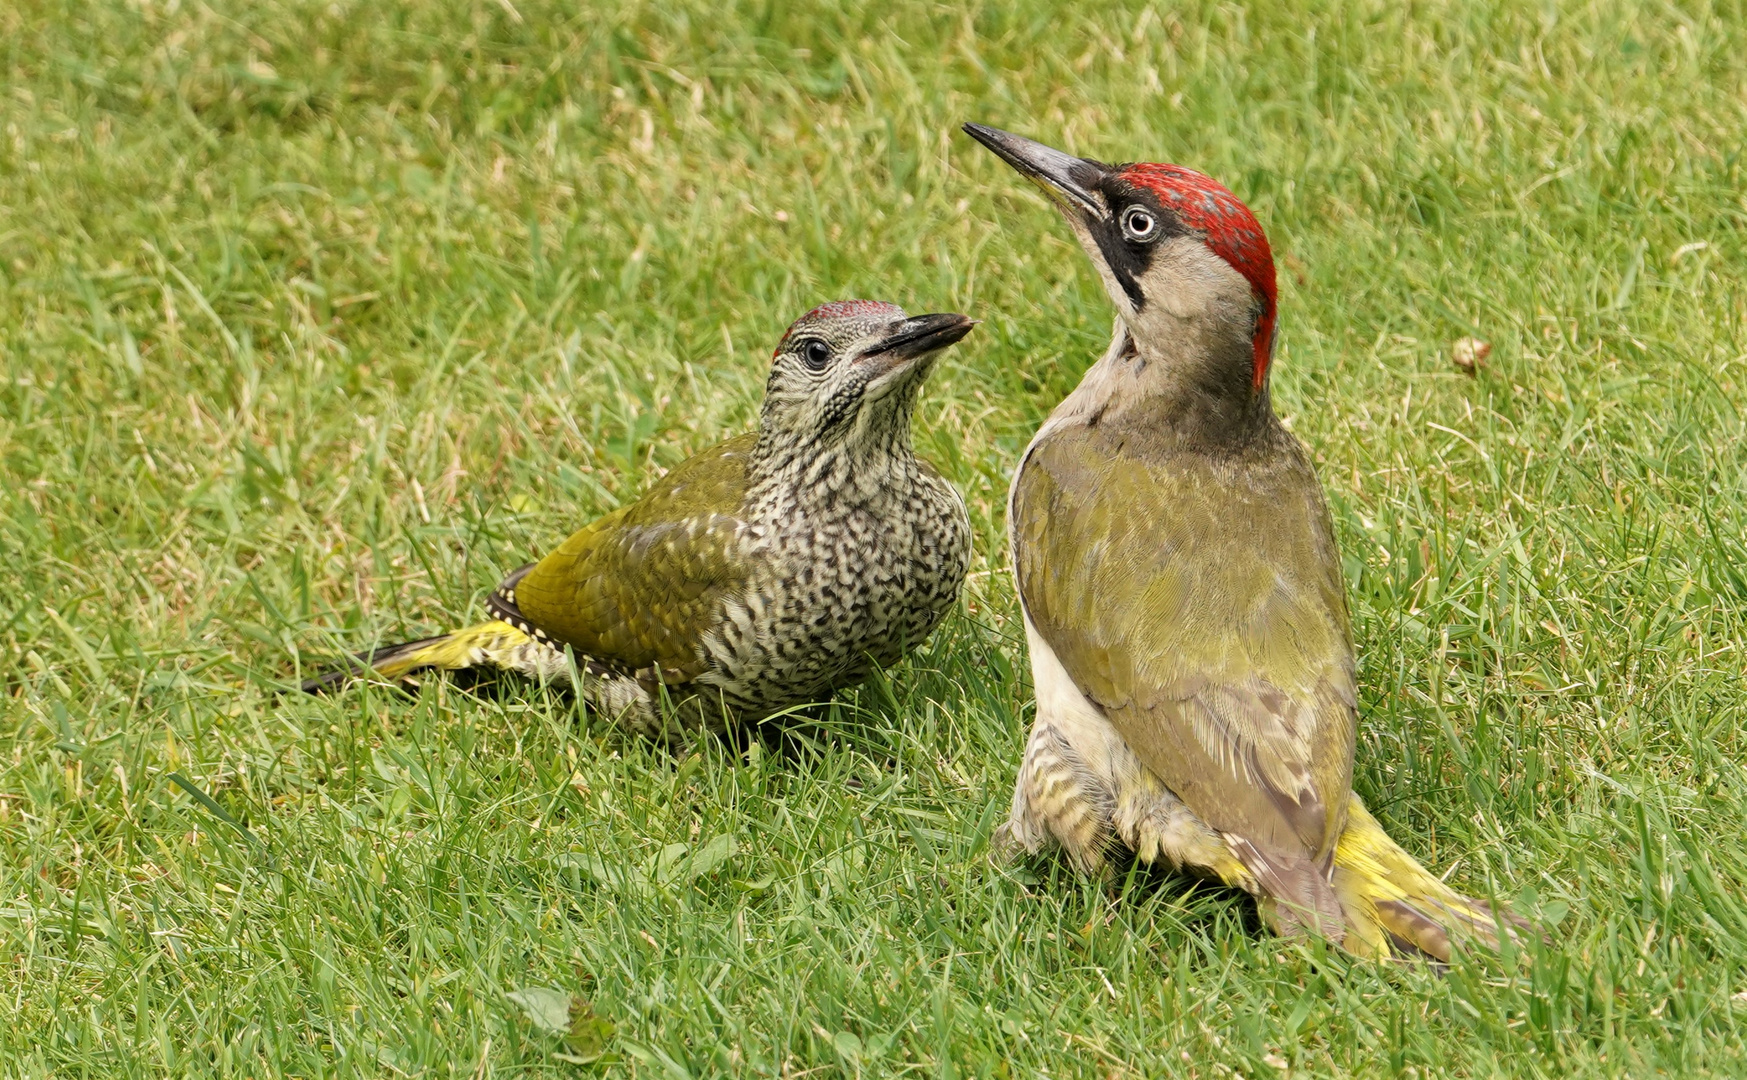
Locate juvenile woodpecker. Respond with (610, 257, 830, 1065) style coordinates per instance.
(964, 123, 1524, 960)
(306, 301, 975, 738)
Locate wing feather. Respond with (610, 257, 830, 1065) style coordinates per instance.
(1013, 425, 1356, 867)
(500, 433, 756, 678)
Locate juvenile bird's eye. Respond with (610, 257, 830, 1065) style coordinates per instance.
(1121, 207, 1158, 242)
(801, 339, 832, 371)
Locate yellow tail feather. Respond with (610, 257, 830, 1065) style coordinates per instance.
(302, 620, 561, 691)
(370, 621, 530, 678)
(1333, 794, 1531, 961)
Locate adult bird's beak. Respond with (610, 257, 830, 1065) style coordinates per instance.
(961, 123, 1110, 220)
(857, 312, 975, 383)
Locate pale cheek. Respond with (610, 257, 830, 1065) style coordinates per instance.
(1148, 274, 1221, 321)
(1137, 242, 1252, 325)
(1147, 246, 1233, 313)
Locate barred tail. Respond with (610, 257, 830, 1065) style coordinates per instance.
(300, 620, 557, 693)
(1333, 794, 1534, 962)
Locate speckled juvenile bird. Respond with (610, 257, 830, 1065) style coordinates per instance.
(964, 123, 1527, 961)
(305, 301, 975, 738)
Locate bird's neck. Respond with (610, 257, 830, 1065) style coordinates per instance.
(750, 403, 922, 512)
(1045, 316, 1277, 453)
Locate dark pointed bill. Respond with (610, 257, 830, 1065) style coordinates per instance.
(961, 123, 1109, 219)
(861, 312, 975, 366)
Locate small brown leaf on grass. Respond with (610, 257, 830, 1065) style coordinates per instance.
(1452, 337, 1491, 374)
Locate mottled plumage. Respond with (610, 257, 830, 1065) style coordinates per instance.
(307, 302, 974, 738)
(966, 123, 1528, 959)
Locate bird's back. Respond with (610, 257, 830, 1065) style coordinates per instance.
(1012, 414, 1357, 889)
(511, 432, 758, 683)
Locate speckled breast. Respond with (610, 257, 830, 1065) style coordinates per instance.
(702, 472, 971, 716)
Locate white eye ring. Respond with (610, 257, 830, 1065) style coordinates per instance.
(1121, 207, 1158, 241)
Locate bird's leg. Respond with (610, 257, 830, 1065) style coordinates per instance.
(995, 720, 1115, 877)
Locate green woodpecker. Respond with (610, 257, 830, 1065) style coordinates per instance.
(964, 123, 1525, 960)
(306, 301, 975, 738)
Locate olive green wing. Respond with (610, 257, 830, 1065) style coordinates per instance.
(494, 432, 756, 680)
(1012, 427, 1357, 867)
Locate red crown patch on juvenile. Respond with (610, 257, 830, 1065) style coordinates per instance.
(776, 300, 905, 354)
(805, 300, 903, 321)
(1118, 164, 1278, 391)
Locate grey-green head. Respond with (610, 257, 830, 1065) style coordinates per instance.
(758, 300, 973, 461)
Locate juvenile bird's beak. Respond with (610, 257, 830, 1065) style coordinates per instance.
(857, 312, 975, 384)
(962, 123, 1110, 220)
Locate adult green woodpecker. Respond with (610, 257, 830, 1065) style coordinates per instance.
(964, 123, 1525, 960)
(306, 301, 975, 738)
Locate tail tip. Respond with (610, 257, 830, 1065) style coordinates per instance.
(293, 632, 450, 695)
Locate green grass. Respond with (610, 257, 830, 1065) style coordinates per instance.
(3, 0, 1746, 1074)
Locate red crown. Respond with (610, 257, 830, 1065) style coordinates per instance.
(1118, 164, 1277, 390)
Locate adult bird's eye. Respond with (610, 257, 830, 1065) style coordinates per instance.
(1121, 207, 1158, 242)
(801, 339, 832, 371)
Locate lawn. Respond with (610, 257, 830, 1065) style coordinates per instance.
(3, 0, 1746, 1075)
